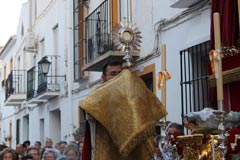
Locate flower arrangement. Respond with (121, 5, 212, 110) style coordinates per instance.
(227, 128, 240, 155)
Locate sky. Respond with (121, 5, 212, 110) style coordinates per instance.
(0, 0, 27, 46)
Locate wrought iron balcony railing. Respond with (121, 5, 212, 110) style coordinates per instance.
(36, 56, 65, 96)
(85, 0, 115, 64)
(36, 74, 62, 95)
(74, 0, 140, 72)
(5, 70, 26, 101)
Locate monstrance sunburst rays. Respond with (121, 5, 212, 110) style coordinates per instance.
(113, 21, 142, 51)
(113, 21, 142, 67)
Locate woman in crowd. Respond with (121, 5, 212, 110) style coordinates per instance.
(43, 149, 58, 160)
(0, 148, 17, 160)
(64, 143, 79, 160)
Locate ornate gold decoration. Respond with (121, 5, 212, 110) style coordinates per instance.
(176, 134, 204, 160)
(80, 69, 167, 158)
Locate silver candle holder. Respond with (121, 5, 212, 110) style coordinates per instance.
(213, 110, 228, 160)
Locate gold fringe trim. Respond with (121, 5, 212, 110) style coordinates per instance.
(120, 123, 156, 157)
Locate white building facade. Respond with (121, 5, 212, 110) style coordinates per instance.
(0, 0, 212, 148)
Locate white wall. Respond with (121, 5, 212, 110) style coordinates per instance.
(154, 6, 210, 122)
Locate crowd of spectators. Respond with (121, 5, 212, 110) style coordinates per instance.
(0, 138, 84, 160)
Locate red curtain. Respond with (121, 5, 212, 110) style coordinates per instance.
(229, 81, 240, 111)
(209, 81, 240, 112)
(210, 0, 239, 50)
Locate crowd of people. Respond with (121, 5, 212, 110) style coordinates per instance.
(0, 138, 84, 160)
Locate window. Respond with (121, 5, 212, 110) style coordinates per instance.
(40, 118, 45, 144)
(16, 119, 20, 144)
(73, 0, 85, 81)
(180, 41, 210, 115)
(23, 115, 30, 140)
(135, 64, 156, 94)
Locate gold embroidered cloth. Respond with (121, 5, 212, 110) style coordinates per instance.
(80, 69, 167, 158)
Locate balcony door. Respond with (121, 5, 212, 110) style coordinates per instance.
(49, 109, 61, 143)
(16, 119, 21, 144)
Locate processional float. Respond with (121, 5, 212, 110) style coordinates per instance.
(158, 11, 240, 160)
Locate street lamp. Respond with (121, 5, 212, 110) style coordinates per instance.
(38, 56, 51, 76)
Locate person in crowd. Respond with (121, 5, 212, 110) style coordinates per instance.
(58, 141, 67, 154)
(15, 144, 25, 155)
(166, 122, 184, 139)
(22, 155, 33, 160)
(101, 60, 123, 82)
(26, 146, 40, 160)
(0, 147, 17, 160)
(43, 148, 64, 160)
(23, 141, 31, 150)
(160, 122, 184, 160)
(63, 143, 79, 160)
(0, 144, 7, 152)
(17, 153, 24, 160)
(34, 141, 41, 151)
(41, 138, 54, 159)
(54, 143, 60, 151)
(34, 141, 42, 157)
(43, 149, 57, 160)
(44, 138, 53, 150)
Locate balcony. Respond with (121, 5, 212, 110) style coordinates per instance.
(36, 74, 62, 101)
(5, 70, 26, 106)
(82, 0, 140, 71)
(26, 56, 65, 104)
